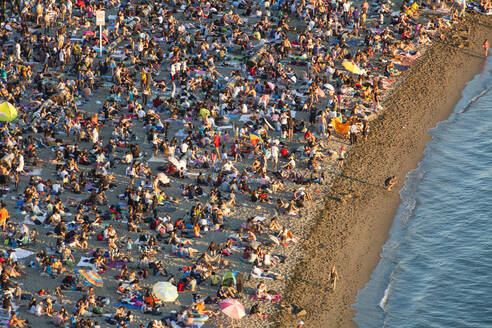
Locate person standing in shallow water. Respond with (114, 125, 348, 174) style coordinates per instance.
(483, 39, 489, 57)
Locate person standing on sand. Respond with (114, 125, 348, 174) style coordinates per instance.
(349, 121, 359, 145)
(483, 39, 489, 57)
(338, 146, 346, 168)
(0, 201, 9, 231)
(362, 117, 369, 141)
(214, 132, 221, 158)
(329, 266, 339, 292)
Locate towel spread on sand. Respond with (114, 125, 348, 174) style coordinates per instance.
(12, 248, 35, 259)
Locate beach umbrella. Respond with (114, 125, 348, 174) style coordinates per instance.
(249, 240, 260, 250)
(168, 156, 179, 167)
(77, 269, 103, 287)
(331, 117, 350, 134)
(200, 108, 210, 118)
(249, 133, 262, 147)
(156, 172, 170, 185)
(220, 298, 245, 320)
(168, 156, 186, 170)
(152, 281, 178, 302)
(342, 60, 363, 75)
(324, 83, 335, 92)
(0, 102, 17, 122)
(82, 87, 92, 97)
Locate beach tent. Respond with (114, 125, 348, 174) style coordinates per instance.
(0, 102, 17, 122)
(342, 60, 363, 75)
(331, 117, 350, 134)
(222, 271, 236, 287)
(153, 281, 178, 302)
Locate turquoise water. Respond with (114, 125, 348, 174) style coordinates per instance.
(353, 57, 492, 328)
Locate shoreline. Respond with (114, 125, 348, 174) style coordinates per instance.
(275, 13, 492, 328)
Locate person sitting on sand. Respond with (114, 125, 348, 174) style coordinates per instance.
(8, 313, 27, 328)
(279, 227, 296, 244)
(218, 285, 238, 299)
(286, 200, 299, 215)
(255, 282, 271, 300)
(385, 175, 397, 191)
(269, 218, 281, 232)
(44, 298, 55, 317)
(194, 299, 219, 316)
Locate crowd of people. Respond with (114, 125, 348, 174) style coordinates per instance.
(0, 0, 483, 326)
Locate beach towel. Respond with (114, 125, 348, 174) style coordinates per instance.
(250, 273, 274, 279)
(252, 294, 280, 302)
(106, 261, 126, 268)
(148, 156, 168, 163)
(12, 248, 35, 259)
(77, 257, 95, 268)
(115, 301, 144, 310)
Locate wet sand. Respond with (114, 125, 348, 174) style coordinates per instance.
(274, 13, 492, 328)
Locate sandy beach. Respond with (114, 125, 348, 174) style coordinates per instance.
(274, 12, 492, 328)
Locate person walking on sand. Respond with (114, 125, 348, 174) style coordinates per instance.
(0, 201, 9, 231)
(483, 39, 489, 57)
(385, 175, 397, 191)
(349, 121, 358, 145)
(329, 266, 339, 292)
(214, 132, 221, 158)
(338, 146, 346, 168)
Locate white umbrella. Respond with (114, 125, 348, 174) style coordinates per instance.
(152, 282, 178, 302)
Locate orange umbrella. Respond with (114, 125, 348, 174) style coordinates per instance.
(331, 117, 350, 134)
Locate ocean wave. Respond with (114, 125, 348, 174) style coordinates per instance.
(379, 282, 391, 311)
(459, 86, 491, 114)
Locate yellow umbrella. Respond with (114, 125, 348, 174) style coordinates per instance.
(0, 102, 17, 122)
(200, 108, 210, 118)
(342, 60, 363, 75)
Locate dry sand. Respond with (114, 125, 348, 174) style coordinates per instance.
(273, 13, 492, 328)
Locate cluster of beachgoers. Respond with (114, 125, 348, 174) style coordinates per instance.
(0, 0, 488, 327)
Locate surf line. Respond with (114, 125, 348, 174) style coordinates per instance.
(459, 86, 491, 114)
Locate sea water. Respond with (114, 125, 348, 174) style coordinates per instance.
(353, 56, 492, 328)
